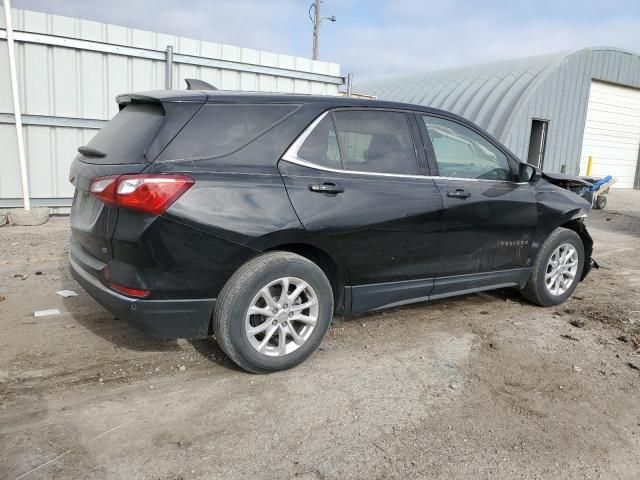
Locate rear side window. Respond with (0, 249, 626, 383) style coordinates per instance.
(82, 103, 164, 164)
(297, 115, 342, 169)
(332, 110, 418, 175)
(159, 104, 297, 160)
(421, 115, 513, 181)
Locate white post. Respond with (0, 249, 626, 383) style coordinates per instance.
(4, 0, 30, 210)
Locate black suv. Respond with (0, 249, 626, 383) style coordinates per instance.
(69, 90, 594, 373)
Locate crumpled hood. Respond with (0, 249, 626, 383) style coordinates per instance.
(541, 171, 592, 188)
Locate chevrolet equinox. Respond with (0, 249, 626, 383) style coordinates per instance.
(69, 90, 595, 373)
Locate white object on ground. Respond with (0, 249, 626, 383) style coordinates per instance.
(56, 290, 78, 298)
(34, 309, 61, 317)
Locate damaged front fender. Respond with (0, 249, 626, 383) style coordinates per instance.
(534, 178, 595, 281)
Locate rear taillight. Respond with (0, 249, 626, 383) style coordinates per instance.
(109, 282, 151, 298)
(89, 174, 194, 215)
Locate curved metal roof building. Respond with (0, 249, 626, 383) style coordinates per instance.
(358, 47, 640, 186)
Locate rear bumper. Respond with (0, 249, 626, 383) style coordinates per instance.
(69, 255, 215, 339)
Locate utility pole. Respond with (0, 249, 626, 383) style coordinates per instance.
(310, 1, 336, 60)
(312, 1, 321, 61)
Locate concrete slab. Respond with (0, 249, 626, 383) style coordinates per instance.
(7, 207, 50, 226)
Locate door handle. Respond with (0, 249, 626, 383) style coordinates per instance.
(447, 188, 471, 199)
(309, 182, 344, 195)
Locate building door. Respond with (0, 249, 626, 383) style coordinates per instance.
(527, 119, 548, 168)
(580, 81, 640, 189)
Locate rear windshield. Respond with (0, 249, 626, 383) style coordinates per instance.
(158, 104, 298, 160)
(81, 103, 165, 164)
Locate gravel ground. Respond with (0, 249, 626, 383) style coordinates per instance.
(1, 190, 639, 480)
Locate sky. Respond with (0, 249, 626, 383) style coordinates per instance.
(11, 0, 640, 81)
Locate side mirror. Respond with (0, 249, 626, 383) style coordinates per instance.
(518, 163, 538, 183)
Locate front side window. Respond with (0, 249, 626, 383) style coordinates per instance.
(422, 115, 512, 181)
(332, 110, 418, 175)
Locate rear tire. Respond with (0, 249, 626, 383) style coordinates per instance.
(213, 251, 333, 373)
(521, 227, 584, 306)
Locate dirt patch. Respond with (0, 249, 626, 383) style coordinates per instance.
(2, 191, 640, 479)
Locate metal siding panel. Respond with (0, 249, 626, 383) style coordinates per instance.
(276, 77, 294, 93)
(23, 43, 50, 115)
(50, 12, 76, 37)
(52, 47, 79, 117)
(221, 44, 241, 62)
(178, 37, 199, 56)
(0, 39, 12, 113)
(80, 51, 105, 118)
(0, 6, 341, 205)
(0, 124, 20, 197)
(130, 57, 156, 92)
(106, 55, 128, 117)
(277, 54, 295, 70)
(54, 127, 80, 197)
(105, 24, 128, 45)
(220, 69, 240, 90)
(78, 18, 104, 43)
(199, 41, 221, 60)
(260, 51, 278, 68)
(258, 74, 275, 92)
(199, 67, 221, 90)
(176, 63, 199, 90)
(293, 79, 310, 94)
(23, 9, 48, 34)
(240, 71, 258, 91)
(131, 28, 155, 50)
(25, 125, 54, 196)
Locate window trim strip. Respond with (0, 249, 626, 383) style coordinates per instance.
(281, 110, 528, 184)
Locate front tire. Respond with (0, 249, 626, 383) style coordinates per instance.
(521, 227, 584, 306)
(213, 251, 333, 373)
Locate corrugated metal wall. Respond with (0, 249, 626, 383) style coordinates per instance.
(0, 6, 343, 207)
(358, 47, 640, 177)
(503, 48, 640, 174)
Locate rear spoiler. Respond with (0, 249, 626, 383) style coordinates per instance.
(116, 91, 208, 108)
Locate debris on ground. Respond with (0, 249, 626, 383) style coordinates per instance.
(0, 295, 5, 301)
(573, 365, 582, 372)
(560, 334, 579, 341)
(33, 309, 61, 317)
(570, 319, 586, 328)
(617, 335, 631, 343)
(35, 271, 43, 275)
(56, 290, 79, 298)
(626, 362, 640, 372)
(178, 365, 186, 371)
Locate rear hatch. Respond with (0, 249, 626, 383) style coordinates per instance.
(69, 92, 205, 264)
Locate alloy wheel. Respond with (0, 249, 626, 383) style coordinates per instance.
(545, 243, 579, 296)
(244, 277, 319, 357)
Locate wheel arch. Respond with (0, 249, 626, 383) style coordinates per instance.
(265, 242, 349, 315)
(559, 218, 593, 280)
